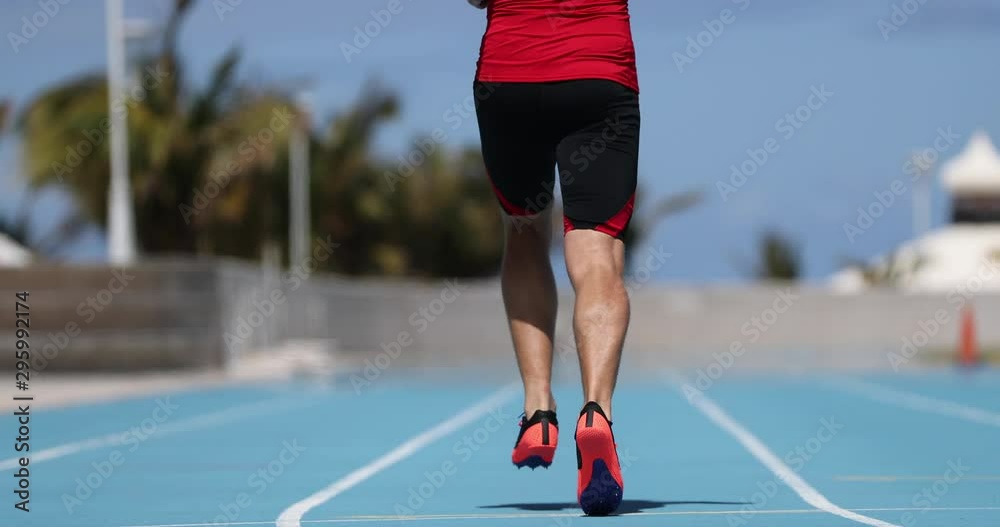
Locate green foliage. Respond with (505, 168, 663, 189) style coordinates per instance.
(13, 1, 504, 277)
(17, 7, 299, 257)
(549, 186, 704, 274)
(753, 230, 801, 281)
(314, 100, 503, 277)
(841, 250, 926, 287)
(621, 187, 703, 271)
(0, 100, 9, 133)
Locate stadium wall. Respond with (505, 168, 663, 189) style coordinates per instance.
(0, 259, 996, 371)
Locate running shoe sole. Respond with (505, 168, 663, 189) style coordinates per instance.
(576, 403, 623, 515)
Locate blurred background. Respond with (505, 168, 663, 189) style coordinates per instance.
(1, 0, 999, 382)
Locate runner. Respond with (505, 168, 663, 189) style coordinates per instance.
(470, 0, 640, 516)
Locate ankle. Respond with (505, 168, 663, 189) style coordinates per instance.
(524, 391, 557, 416)
(583, 398, 612, 421)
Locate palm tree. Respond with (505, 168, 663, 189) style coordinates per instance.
(17, 0, 299, 259)
(312, 85, 504, 277)
(388, 145, 503, 277)
(549, 185, 705, 272)
(0, 100, 9, 132)
(750, 230, 801, 281)
(621, 187, 703, 270)
(15, 1, 509, 277)
(0, 99, 28, 249)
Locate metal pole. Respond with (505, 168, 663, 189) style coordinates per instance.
(289, 96, 310, 266)
(106, 0, 137, 265)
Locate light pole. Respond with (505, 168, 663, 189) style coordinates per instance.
(105, 0, 138, 265)
(105, 0, 158, 266)
(289, 92, 312, 267)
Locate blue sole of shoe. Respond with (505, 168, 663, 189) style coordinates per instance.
(579, 458, 623, 516)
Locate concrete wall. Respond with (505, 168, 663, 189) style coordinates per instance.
(286, 278, 1000, 371)
(1, 259, 996, 371)
(0, 260, 222, 370)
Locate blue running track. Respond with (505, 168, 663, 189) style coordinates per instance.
(2, 367, 999, 527)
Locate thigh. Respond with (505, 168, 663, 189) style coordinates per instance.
(553, 80, 640, 240)
(474, 81, 558, 216)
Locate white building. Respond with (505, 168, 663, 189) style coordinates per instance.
(831, 130, 1000, 293)
(0, 232, 31, 267)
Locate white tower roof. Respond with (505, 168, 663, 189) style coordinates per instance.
(940, 130, 1000, 194)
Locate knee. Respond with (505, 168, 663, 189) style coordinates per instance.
(567, 258, 624, 291)
(564, 230, 626, 286)
(504, 214, 552, 249)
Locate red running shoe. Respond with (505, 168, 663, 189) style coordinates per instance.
(576, 401, 623, 515)
(512, 410, 558, 469)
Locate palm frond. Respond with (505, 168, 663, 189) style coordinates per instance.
(0, 99, 10, 133)
(188, 47, 242, 130)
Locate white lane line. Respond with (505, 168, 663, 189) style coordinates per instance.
(123, 506, 1000, 527)
(837, 475, 1000, 482)
(664, 371, 900, 527)
(0, 396, 312, 470)
(275, 383, 520, 527)
(826, 377, 1000, 428)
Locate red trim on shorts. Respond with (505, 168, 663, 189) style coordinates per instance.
(594, 192, 635, 238)
(563, 215, 574, 235)
(488, 171, 530, 216)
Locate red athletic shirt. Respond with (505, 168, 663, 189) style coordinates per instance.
(475, 0, 638, 92)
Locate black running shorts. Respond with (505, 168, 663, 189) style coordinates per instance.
(473, 79, 640, 240)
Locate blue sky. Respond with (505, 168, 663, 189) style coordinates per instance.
(2, 0, 1000, 282)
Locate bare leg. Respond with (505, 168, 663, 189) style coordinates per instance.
(501, 212, 558, 415)
(564, 230, 628, 421)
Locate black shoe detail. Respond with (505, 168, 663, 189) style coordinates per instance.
(514, 409, 558, 448)
(580, 401, 611, 428)
(578, 401, 617, 446)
